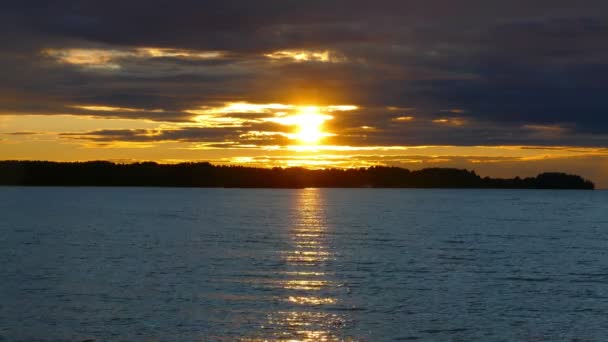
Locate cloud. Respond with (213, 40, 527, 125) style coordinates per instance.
(1, 0, 608, 147)
(3, 131, 40, 135)
(58, 127, 246, 148)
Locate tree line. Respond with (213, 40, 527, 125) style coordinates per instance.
(0, 160, 595, 189)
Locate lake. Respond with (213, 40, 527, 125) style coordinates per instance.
(1, 188, 608, 341)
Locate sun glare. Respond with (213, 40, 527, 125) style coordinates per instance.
(293, 107, 332, 144)
(187, 102, 355, 146)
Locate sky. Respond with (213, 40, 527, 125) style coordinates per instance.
(1, 1, 608, 187)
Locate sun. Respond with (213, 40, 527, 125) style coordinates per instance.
(293, 106, 332, 144)
(260, 104, 343, 145)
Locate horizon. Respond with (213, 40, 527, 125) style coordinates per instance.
(1, 157, 605, 189)
(0, 159, 597, 190)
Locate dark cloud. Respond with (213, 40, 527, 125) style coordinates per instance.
(2, 0, 608, 146)
(60, 127, 239, 143)
(59, 122, 293, 146)
(3, 131, 40, 135)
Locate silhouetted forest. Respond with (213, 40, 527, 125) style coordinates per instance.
(0, 161, 595, 189)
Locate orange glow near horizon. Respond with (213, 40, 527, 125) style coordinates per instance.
(2, 111, 608, 187)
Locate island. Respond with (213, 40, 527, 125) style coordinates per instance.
(0, 161, 595, 189)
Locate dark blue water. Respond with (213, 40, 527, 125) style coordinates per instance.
(1, 188, 608, 341)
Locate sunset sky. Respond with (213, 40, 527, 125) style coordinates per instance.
(2, 1, 608, 187)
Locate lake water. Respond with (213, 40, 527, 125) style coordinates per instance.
(1, 188, 608, 341)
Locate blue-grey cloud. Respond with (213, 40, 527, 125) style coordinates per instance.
(1, 0, 608, 146)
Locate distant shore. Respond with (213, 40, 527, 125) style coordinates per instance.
(0, 161, 595, 190)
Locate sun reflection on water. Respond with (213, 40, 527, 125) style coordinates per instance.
(244, 188, 350, 341)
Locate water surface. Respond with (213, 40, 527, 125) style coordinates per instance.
(1, 188, 608, 340)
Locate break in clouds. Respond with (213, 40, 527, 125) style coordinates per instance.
(2, 0, 608, 147)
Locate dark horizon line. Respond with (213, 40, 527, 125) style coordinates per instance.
(0, 160, 595, 190)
